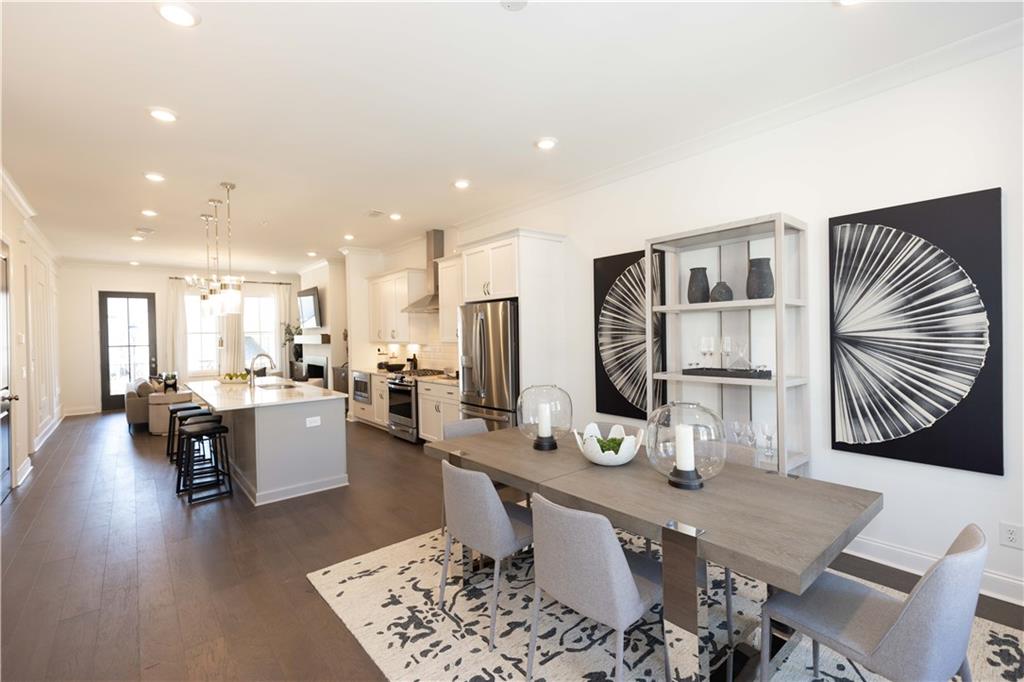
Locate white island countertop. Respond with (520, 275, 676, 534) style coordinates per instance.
(186, 377, 347, 412)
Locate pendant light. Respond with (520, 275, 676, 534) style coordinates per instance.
(197, 213, 217, 316)
(218, 182, 243, 315)
(208, 198, 225, 317)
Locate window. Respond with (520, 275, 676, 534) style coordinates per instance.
(185, 295, 219, 374)
(243, 296, 277, 368)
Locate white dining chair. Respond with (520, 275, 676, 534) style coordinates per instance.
(438, 460, 533, 650)
(526, 494, 670, 682)
(759, 524, 988, 681)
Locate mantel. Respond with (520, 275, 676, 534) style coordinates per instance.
(295, 333, 331, 345)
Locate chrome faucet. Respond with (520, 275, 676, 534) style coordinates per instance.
(249, 353, 277, 388)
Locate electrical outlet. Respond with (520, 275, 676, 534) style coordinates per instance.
(305, 416, 321, 428)
(1000, 522, 1023, 550)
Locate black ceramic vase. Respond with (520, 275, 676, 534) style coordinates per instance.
(710, 281, 733, 302)
(746, 258, 775, 299)
(687, 267, 710, 303)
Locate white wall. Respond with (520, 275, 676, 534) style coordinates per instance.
(297, 258, 349, 387)
(58, 261, 299, 415)
(457, 48, 1024, 602)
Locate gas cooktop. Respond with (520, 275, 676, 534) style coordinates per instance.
(386, 368, 447, 384)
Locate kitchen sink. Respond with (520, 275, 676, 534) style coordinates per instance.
(258, 383, 297, 390)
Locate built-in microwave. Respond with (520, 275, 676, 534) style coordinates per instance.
(352, 371, 371, 404)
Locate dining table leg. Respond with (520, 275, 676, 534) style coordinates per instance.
(661, 523, 712, 681)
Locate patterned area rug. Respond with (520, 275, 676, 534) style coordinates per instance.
(308, 530, 1023, 681)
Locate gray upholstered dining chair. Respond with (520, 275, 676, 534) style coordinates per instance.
(526, 494, 669, 682)
(443, 417, 488, 439)
(760, 524, 988, 682)
(438, 461, 533, 651)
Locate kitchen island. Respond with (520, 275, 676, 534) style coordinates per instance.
(186, 377, 348, 506)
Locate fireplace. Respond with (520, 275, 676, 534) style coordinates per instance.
(304, 355, 328, 388)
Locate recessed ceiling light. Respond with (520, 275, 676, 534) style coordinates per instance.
(341, 248, 351, 256)
(156, 2, 201, 28)
(453, 179, 471, 190)
(148, 107, 178, 123)
(144, 172, 165, 183)
(535, 137, 558, 151)
(130, 234, 146, 242)
(129, 261, 140, 266)
(343, 234, 355, 241)
(389, 213, 402, 221)
(141, 209, 158, 217)
(269, 270, 278, 275)
(306, 251, 318, 257)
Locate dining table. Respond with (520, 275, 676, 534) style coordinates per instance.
(423, 427, 883, 680)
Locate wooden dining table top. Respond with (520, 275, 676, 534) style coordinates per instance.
(423, 428, 883, 595)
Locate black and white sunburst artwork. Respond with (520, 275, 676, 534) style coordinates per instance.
(831, 222, 989, 444)
(594, 251, 664, 420)
(829, 189, 1003, 475)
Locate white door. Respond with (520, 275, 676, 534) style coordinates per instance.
(392, 274, 409, 342)
(487, 239, 517, 298)
(463, 246, 491, 301)
(438, 260, 462, 343)
(419, 396, 443, 441)
(380, 277, 397, 343)
(440, 399, 462, 436)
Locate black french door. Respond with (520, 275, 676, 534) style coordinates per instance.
(99, 292, 157, 411)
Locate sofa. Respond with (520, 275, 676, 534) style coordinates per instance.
(124, 377, 155, 431)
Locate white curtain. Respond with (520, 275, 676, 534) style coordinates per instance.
(275, 283, 292, 374)
(166, 278, 190, 380)
(219, 310, 245, 374)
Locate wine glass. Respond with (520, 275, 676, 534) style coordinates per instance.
(699, 336, 715, 368)
(757, 421, 777, 465)
(721, 336, 732, 369)
(740, 422, 757, 449)
(728, 420, 742, 444)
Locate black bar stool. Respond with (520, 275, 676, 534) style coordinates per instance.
(169, 407, 212, 463)
(165, 402, 200, 460)
(174, 414, 221, 494)
(177, 420, 233, 504)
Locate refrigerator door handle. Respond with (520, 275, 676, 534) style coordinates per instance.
(461, 406, 510, 424)
(477, 312, 487, 398)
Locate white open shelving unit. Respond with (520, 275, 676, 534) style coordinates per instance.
(644, 213, 811, 474)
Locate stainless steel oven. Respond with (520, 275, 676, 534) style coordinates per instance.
(387, 378, 417, 442)
(352, 371, 371, 404)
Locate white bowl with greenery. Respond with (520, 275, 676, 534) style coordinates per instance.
(572, 422, 643, 466)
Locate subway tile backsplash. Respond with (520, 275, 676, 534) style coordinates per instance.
(415, 343, 459, 371)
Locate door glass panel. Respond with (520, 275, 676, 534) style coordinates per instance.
(106, 297, 129, 346)
(108, 346, 130, 396)
(128, 297, 150, 345)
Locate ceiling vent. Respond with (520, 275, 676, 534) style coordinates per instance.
(367, 209, 386, 218)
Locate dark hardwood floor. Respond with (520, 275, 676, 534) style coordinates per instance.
(2, 413, 442, 681)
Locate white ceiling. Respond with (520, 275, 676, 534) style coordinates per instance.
(3, 2, 1020, 273)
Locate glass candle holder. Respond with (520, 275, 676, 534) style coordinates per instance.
(645, 402, 727, 489)
(517, 385, 573, 450)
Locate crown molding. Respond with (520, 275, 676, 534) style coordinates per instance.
(2, 169, 37, 219)
(454, 19, 1023, 231)
(297, 259, 330, 276)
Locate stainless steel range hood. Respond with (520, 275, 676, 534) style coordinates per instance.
(402, 229, 444, 313)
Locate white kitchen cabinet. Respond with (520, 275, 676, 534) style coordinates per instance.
(463, 238, 517, 302)
(371, 374, 389, 425)
(368, 269, 424, 343)
(417, 381, 461, 442)
(437, 256, 463, 343)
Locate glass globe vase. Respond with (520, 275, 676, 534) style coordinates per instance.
(517, 385, 573, 450)
(645, 402, 727, 488)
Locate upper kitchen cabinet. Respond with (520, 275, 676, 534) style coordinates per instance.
(463, 237, 517, 301)
(437, 255, 463, 343)
(368, 269, 425, 343)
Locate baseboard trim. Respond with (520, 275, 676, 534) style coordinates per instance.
(15, 457, 33, 486)
(62, 405, 101, 417)
(31, 414, 63, 452)
(845, 535, 1023, 608)
(229, 463, 350, 507)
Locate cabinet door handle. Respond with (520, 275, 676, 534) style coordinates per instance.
(378, 328, 382, 338)
(390, 330, 395, 339)
(435, 403, 441, 413)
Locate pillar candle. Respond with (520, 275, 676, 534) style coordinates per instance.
(537, 402, 552, 438)
(674, 423, 695, 471)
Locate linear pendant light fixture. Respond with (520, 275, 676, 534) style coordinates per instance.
(185, 181, 243, 318)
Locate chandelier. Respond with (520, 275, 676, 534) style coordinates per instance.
(185, 182, 244, 315)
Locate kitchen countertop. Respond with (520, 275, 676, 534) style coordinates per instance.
(416, 375, 459, 386)
(187, 377, 347, 412)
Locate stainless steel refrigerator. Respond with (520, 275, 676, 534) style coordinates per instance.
(459, 299, 519, 430)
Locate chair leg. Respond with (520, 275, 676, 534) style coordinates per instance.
(661, 614, 672, 682)
(439, 532, 452, 606)
(724, 567, 735, 648)
(614, 628, 624, 682)
(645, 538, 653, 556)
(526, 586, 542, 682)
(958, 658, 972, 682)
(812, 639, 819, 677)
(760, 609, 771, 682)
(489, 555, 502, 651)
